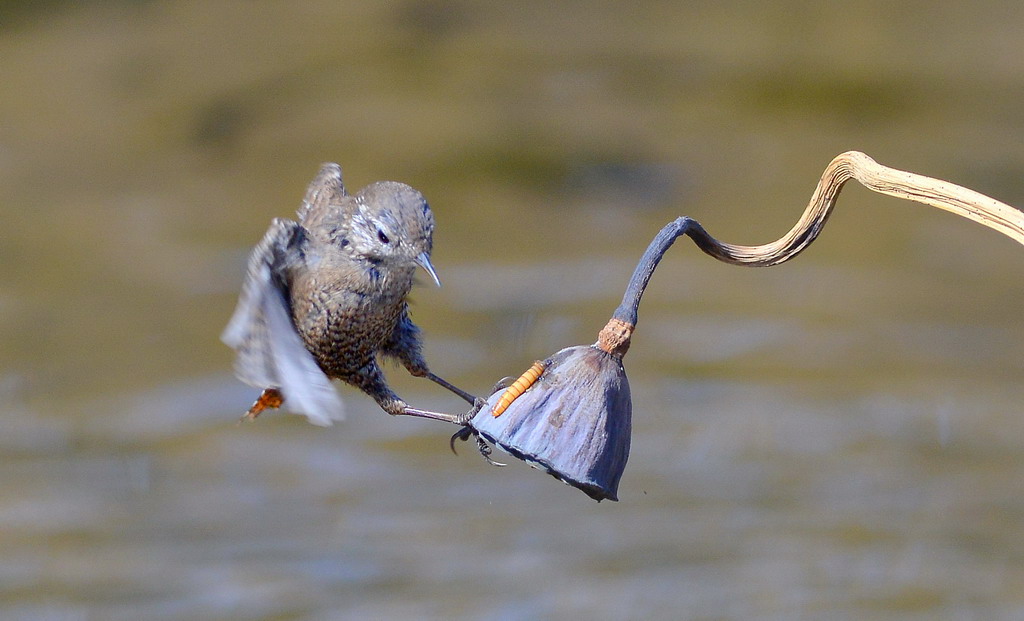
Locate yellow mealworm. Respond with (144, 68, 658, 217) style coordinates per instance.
(492, 361, 545, 417)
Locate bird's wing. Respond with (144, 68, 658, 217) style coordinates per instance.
(221, 218, 297, 370)
(296, 163, 347, 225)
(222, 218, 344, 426)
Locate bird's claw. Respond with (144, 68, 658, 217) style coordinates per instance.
(476, 436, 506, 467)
(448, 407, 505, 467)
(449, 425, 474, 454)
(240, 388, 284, 423)
(491, 376, 515, 393)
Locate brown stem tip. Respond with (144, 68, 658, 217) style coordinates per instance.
(597, 318, 634, 357)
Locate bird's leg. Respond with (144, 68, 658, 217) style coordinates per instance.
(367, 355, 484, 424)
(424, 372, 477, 405)
(240, 387, 284, 422)
(429, 375, 514, 428)
(400, 406, 471, 424)
(384, 315, 479, 406)
(399, 396, 486, 425)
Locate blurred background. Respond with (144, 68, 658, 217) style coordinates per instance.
(3, 1, 1024, 619)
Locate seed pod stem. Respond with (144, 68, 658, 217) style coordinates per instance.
(612, 151, 1024, 327)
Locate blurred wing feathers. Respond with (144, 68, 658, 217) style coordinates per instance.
(221, 218, 344, 425)
(261, 284, 345, 426)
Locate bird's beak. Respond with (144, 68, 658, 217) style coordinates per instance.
(416, 252, 442, 287)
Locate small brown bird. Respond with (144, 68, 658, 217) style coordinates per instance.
(222, 163, 475, 426)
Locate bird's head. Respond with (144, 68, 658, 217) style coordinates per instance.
(346, 181, 440, 285)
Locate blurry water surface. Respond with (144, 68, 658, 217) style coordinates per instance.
(3, 2, 1024, 619)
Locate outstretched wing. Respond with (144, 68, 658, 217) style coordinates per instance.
(222, 218, 344, 426)
(296, 162, 347, 226)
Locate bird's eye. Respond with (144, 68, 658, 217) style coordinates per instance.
(377, 229, 390, 244)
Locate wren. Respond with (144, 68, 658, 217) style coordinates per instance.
(222, 163, 476, 426)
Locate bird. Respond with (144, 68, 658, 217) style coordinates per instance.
(221, 163, 477, 426)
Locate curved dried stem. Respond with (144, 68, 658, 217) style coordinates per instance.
(612, 151, 1024, 327)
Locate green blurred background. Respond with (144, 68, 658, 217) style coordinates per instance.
(3, 1, 1024, 619)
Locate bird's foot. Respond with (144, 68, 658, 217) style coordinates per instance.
(448, 425, 506, 467)
(448, 398, 487, 452)
(475, 435, 506, 467)
(240, 388, 284, 423)
(447, 398, 505, 466)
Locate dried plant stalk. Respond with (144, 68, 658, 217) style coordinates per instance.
(460, 150, 1024, 501)
(613, 150, 1024, 327)
(460, 150, 1024, 502)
